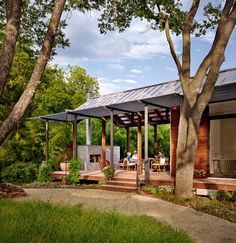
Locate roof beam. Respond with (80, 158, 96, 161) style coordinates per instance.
(139, 100, 170, 110)
(105, 106, 136, 114)
(113, 115, 125, 126)
(66, 110, 100, 119)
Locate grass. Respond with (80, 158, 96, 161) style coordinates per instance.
(0, 199, 193, 243)
(143, 185, 236, 223)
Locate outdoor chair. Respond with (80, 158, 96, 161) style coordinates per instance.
(127, 160, 136, 171)
(151, 157, 169, 172)
(151, 158, 160, 172)
(119, 159, 127, 170)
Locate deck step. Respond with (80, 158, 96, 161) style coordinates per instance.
(100, 184, 138, 193)
(106, 180, 137, 188)
(112, 177, 136, 182)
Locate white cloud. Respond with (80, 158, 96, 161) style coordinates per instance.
(131, 68, 143, 74)
(112, 79, 137, 84)
(128, 74, 137, 78)
(53, 11, 180, 64)
(98, 77, 135, 95)
(165, 67, 176, 72)
(107, 63, 125, 71)
(199, 31, 215, 43)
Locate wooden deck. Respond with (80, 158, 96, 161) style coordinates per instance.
(50, 170, 236, 191)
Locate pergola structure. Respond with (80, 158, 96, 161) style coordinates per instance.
(31, 68, 236, 183)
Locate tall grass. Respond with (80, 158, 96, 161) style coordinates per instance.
(0, 200, 193, 243)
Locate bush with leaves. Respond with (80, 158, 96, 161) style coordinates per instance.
(1, 162, 38, 184)
(68, 159, 81, 185)
(102, 166, 114, 181)
(38, 161, 53, 183)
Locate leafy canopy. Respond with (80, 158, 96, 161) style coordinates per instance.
(98, 0, 221, 36)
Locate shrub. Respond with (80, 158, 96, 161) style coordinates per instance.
(1, 162, 38, 184)
(231, 191, 236, 202)
(215, 190, 232, 202)
(102, 166, 114, 180)
(68, 159, 81, 185)
(38, 161, 53, 183)
(209, 190, 236, 203)
(193, 169, 207, 178)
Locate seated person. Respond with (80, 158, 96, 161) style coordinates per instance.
(132, 150, 138, 161)
(123, 152, 133, 164)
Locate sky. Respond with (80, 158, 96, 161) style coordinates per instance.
(52, 2, 236, 95)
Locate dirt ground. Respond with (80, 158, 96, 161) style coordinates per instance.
(17, 188, 236, 243)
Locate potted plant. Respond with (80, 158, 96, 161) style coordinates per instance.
(60, 153, 70, 171)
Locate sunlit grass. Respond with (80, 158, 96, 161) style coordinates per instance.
(0, 199, 193, 243)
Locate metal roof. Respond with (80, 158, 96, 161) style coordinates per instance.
(72, 67, 236, 118)
(30, 67, 236, 123)
(29, 112, 87, 123)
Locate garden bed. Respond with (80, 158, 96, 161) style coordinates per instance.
(142, 185, 236, 223)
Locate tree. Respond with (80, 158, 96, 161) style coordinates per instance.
(98, 0, 236, 197)
(0, 63, 99, 171)
(0, 0, 67, 145)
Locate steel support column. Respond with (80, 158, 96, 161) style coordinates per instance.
(45, 120, 49, 161)
(72, 115, 77, 160)
(126, 127, 130, 153)
(137, 115, 142, 175)
(110, 110, 114, 169)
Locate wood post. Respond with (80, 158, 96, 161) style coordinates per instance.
(110, 110, 114, 169)
(101, 118, 106, 168)
(144, 105, 149, 183)
(72, 115, 77, 160)
(126, 127, 130, 153)
(154, 124, 158, 156)
(45, 120, 49, 161)
(137, 114, 142, 175)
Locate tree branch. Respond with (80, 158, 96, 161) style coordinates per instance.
(0, 0, 22, 97)
(182, 0, 200, 84)
(0, 0, 66, 145)
(196, 2, 236, 113)
(164, 18, 182, 74)
(192, 0, 235, 92)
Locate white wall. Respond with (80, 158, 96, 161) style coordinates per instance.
(78, 145, 120, 171)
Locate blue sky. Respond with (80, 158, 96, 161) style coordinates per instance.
(52, 3, 236, 95)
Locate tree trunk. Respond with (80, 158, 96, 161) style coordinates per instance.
(0, 0, 66, 145)
(0, 0, 22, 96)
(175, 99, 202, 198)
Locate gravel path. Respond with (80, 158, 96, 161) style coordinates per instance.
(18, 188, 236, 243)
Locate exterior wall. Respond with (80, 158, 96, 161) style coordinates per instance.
(170, 106, 209, 177)
(78, 145, 120, 171)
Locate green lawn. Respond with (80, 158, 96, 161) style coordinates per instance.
(0, 199, 192, 243)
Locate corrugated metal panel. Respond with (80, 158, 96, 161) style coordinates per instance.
(77, 80, 181, 110)
(77, 68, 236, 111)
